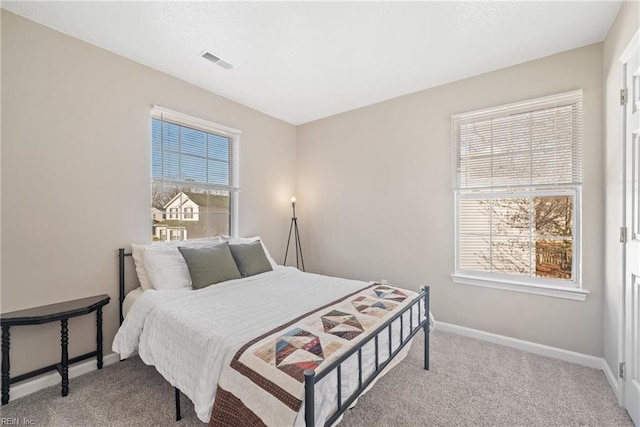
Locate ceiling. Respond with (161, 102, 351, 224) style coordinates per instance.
(2, 1, 622, 125)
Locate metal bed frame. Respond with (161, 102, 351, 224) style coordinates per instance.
(118, 248, 430, 426)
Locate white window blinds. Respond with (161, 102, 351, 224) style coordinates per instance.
(151, 106, 240, 192)
(452, 90, 583, 191)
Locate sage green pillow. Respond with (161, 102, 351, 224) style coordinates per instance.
(178, 242, 241, 290)
(229, 241, 273, 277)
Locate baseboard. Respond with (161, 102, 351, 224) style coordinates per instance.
(601, 358, 621, 401)
(8, 352, 120, 402)
(435, 321, 603, 369)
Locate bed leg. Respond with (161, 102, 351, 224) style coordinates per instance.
(423, 286, 430, 371)
(423, 322, 430, 371)
(304, 369, 315, 427)
(118, 248, 125, 326)
(175, 387, 182, 421)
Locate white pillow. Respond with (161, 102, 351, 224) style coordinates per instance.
(132, 238, 222, 290)
(131, 243, 153, 291)
(143, 245, 193, 290)
(222, 236, 278, 269)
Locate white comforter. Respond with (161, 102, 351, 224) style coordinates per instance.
(113, 267, 431, 424)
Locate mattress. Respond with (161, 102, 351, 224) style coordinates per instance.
(122, 287, 144, 319)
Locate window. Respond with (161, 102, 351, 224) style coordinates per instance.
(151, 107, 240, 242)
(451, 90, 587, 300)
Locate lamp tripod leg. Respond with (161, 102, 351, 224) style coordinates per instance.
(284, 219, 295, 266)
(294, 220, 305, 272)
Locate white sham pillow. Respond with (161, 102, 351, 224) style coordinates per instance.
(131, 243, 153, 291)
(143, 245, 193, 290)
(222, 236, 278, 269)
(132, 238, 222, 290)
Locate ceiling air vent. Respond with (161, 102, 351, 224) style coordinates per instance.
(201, 51, 233, 70)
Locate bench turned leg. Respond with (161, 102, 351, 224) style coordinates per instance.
(60, 319, 69, 397)
(96, 308, 103, 369)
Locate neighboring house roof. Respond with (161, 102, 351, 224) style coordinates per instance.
(163, 191, 229, 209)
(183, 192, 209, 207)
(163, 192, 187, 209)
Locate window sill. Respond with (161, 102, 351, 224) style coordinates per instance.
(450, 273, 588, 301)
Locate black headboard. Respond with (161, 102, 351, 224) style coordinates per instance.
(118, 248, 132, 325)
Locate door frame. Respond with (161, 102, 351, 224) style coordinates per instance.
(618, 27, 640, 408)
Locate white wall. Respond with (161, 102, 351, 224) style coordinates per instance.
(0, 11, 297, 375)
(603, 0, 640, 383)
(297, 43, 605, 356)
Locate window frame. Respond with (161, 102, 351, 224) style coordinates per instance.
(450, 91, 588, 301)
(453, 187, 586, 300)
(151, 106, 241, 240)
(184, 207, 193, 220)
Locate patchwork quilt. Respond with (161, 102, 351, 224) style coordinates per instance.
(209, 283, 423, 426)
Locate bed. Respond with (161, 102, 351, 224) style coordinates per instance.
(113, 238, 431, 426)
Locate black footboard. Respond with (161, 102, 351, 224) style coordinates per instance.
(304, 286, 430, 426)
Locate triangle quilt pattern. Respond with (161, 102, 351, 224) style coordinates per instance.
(274, 328, 324, 381)
(321, 310, 364, 341)
(352, 295, 398, 318)
(373, 285, 408, 302)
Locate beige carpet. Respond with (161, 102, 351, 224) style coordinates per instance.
(0, 330, 632, 426)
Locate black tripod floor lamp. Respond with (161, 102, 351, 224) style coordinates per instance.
(284, 196, 305, 271)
